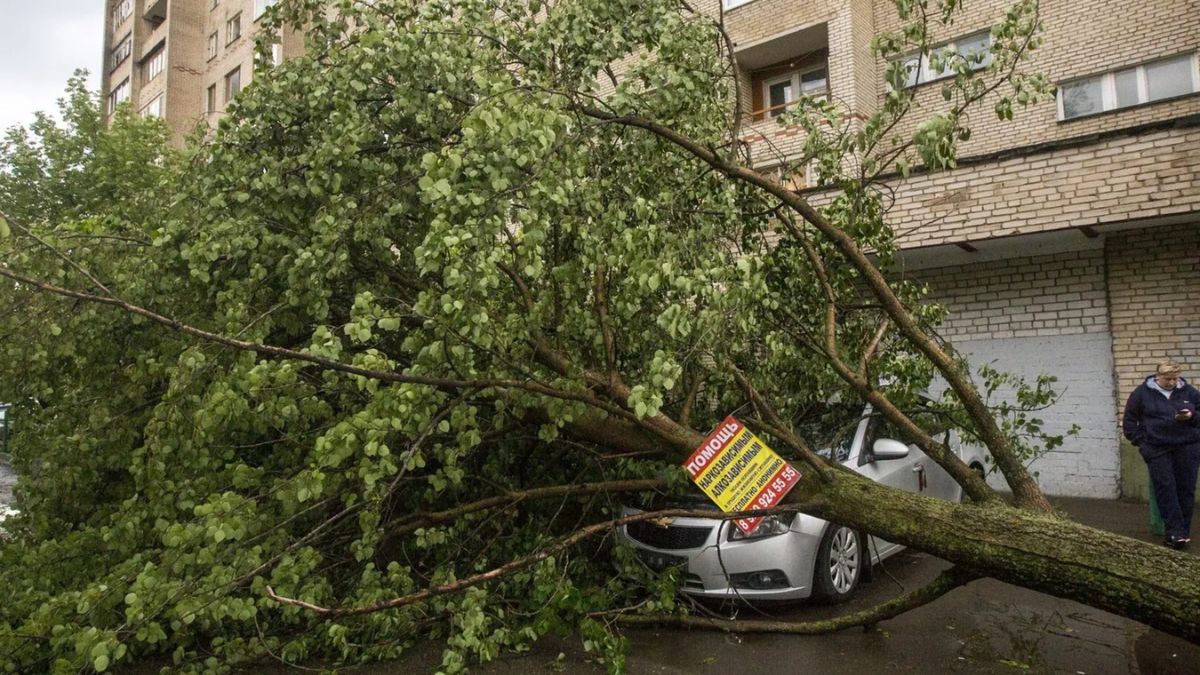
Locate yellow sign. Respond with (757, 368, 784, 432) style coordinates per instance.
(683, 416, 801, 534)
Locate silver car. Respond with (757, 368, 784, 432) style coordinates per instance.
(616, 403, 987, 603)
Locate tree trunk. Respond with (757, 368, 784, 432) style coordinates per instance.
(788, 468, 1200, 643)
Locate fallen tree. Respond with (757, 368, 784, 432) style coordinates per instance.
(0, 0, 1197, 672)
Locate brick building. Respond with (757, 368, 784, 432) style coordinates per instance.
(723, 0, 1198, 498)
(99, 0, 1200, 498)
(100, 0, 302, 142)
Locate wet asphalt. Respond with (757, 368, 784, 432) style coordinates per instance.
(350, 497, 1200, 675)
(4, 461, 1194, 674)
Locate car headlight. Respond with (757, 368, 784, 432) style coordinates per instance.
(728, 515, 791, 541)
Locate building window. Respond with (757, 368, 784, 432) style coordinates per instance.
(226, 14, 242, 44)
(759, 162, 816, 191)
(1059, 53, 1200, 120)
(206, 84, 217, 113)
(111, 0, 133, 27)
(143, 44, 166, 83)
(896, 30, 992, 88)
(108, 78, 131, 113)
(762, 65, 828, 118)
(224, 67, 242, 102)
(271, 43, 284, 67)
(110, 33, 132, 71)
(207, 32, 219, 60)
(723, 0, 754, 9)
(140, 95, 165, 119)
(254, 0, 278, 19)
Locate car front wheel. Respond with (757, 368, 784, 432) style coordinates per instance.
(812, 525, 863, 603)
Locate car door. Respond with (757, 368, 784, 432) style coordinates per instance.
(905, 408, 961, 502)
(849, 410, 921, 558)
(856, 415, 920, 494)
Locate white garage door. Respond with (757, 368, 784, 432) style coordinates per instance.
(950, 332, 1120, 498)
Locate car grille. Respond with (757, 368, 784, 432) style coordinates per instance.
(626, 522, 712, 550)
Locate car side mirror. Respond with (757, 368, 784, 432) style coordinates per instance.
(872, 438, 910, 460)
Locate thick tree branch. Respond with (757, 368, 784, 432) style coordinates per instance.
(728, 367, 830, 479)
(593, 264, 623, 391)
(859, 318, 891, 377)
(783, 217, 993, 501)
(577, 104, 1043, 510)
(601, 565, 978, 633)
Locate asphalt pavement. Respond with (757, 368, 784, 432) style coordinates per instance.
(349, 497, 1200, 675)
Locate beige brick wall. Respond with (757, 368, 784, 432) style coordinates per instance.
(725, 0, 837, 48)
(863, 124, 1200, 248)
(202, 0, 265, 125)
(103, 0, 290, 141)
(736, 0, 1200, 169)
(870, 0, 1200, 160)
(1106, 224, 1200, 409)
(908, 247, 1109, 340)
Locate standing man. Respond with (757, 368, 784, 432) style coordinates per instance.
(1123, 362, 1200, 549)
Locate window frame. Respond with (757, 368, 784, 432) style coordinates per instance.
(205, 84, 218, 113)
(110, 33, 132, 72)
(143, 43, 166, 83)
(760, 62, 829, 118)
(207, 32, 219, 60)
(225, 13, 242, 45)
(111, 0, 133, 27)
(140, 95, 165, 119)
(108, 78, 131, 114)
(758, 161, 817, 192)
(723, 0, 755, 9)
(224, 66, 242, 103)
(1057, 52, 1200, 121)
(893, 29, 992, 89)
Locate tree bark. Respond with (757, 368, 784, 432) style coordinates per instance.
(786, 468, 1200, 644)
(603, 566, 978, 634)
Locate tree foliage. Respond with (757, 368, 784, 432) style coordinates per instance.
(0, 1, 1195, 673)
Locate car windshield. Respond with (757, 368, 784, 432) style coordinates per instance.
(794, 403, 865, 462)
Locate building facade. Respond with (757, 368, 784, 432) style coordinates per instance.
(724, 0, 1199, 498)
(99, 0, 1200, 498)
(100, 0, 301, 141)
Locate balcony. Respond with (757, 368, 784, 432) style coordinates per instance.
(144, 0, 167, 24)
(735, 22, 828, 124)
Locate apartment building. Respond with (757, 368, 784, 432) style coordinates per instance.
(98, 0, 1199, 498)
(100, 0, 301, 141)
(722, 0, 1199, 498)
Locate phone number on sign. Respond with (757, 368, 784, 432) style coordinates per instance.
(751, 465, 799, 510)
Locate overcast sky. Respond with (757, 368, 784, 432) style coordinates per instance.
(0, 1, 103, 132)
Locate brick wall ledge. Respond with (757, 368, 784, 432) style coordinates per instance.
(795, 112, 1200, 196)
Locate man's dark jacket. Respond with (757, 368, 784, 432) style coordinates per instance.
(1122, 375, 1200, 456)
